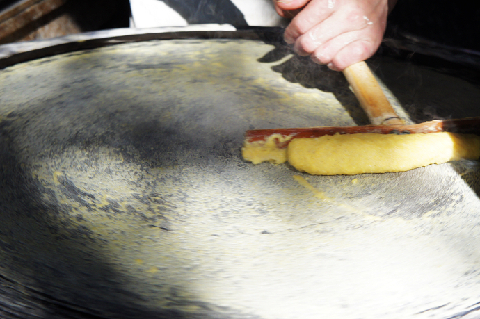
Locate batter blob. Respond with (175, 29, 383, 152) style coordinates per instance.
(243, 132, 480, 175)
(241, 134, 290, 164)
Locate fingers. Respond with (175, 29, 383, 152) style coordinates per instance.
(310, 11, 386, 70)
(319, 40, 376, 71)
(277, 0, 390, 71)
(273, 0, 310, 18)
(274, 0, 311, 11)
(274, 5, 302, 19)
(325, 25, 385, 71)
(310, 31, 364, 64)
(292, 4, 378, 54)
(284, 0, 335, 44)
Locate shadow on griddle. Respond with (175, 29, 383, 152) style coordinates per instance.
(0, 52, 260, 319)
(369, 51, 480, 200)
(0, 120, 191, 319)
(258, 46, 371, 126)
(450, 161, 480, 198)
(2, 32, 480, 319)
(259, 44, 480, 202)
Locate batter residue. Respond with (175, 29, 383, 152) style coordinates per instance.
(243, 132, 480, 175)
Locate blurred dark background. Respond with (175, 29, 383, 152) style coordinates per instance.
(0, 0, 478, 51)
(0, 0, 131, 45)
(0, 0, 479, 50)
(387, 1, 480, 52)
(1, 0, 479, 68)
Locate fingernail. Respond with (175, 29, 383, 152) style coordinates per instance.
(293, 46, 309, 57)
(311, 51, 328, 65)
(327, 63, 339, 71)
(284, 35, 294, 44)
(293, 45, 300, 54)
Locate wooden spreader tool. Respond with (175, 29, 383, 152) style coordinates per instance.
(343, 61, 404, 126)
(242, 60, 480, 175)
(244, 61, 480, 149)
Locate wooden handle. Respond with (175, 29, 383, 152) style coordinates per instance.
(343, 61, 404, 125)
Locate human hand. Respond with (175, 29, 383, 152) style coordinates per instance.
(274, 0, 397, 71)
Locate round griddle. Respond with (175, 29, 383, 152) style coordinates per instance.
(1, 28, 480, 319)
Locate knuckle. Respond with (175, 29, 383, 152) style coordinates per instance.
(291, 19, 311, 36)
(351, 41, 371, 57)
(344, 8, 367, 27)
(284, 27, 299, 43)
(286, 20, 307, 40)
(292, 10, 326, 35)
(296, 36, 317, 55)
(334, 41, 373, 69)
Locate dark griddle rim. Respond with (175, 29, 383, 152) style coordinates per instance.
(1, 26, 480, 85)
(0, 26, 287, 70)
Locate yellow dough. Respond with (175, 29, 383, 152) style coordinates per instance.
(243, 132, 480, 175)
(241, 134, 290, 164)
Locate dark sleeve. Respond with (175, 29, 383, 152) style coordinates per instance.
(161, 0, 248, 26)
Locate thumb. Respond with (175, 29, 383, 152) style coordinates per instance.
(273, 0, 309, 18)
